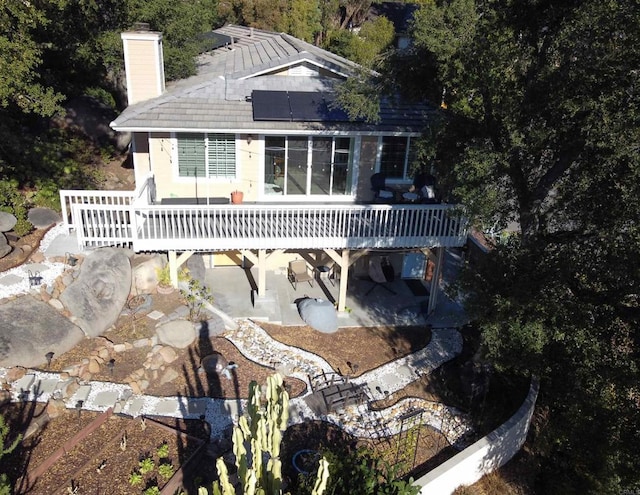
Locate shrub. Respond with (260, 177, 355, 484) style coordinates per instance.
(156, 442, 169, 459)
(157, 462, 174, 481)
(139, 457, 155, 475)
(128, 471, 143, 486)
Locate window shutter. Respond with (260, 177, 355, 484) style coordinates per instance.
(177, 133, 206, 178)
(207, 134, 236, 178)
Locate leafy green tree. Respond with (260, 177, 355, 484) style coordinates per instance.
(0, 0, 65, 116)
(327, 16, 394, 67)
(398, 1, 640, 493)
(288, 0, 321, 43)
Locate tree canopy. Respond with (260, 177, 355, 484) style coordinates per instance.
(395, 0, 640, 492)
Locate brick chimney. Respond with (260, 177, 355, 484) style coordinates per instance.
(121, 24, 165, 105)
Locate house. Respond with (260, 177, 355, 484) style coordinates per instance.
(60, 24, 467, 313)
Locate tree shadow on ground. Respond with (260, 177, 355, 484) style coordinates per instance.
(174, 320, 227, 494)
(1, 385, 48, 493)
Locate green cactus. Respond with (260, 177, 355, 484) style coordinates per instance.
(210, 373, 329, 495)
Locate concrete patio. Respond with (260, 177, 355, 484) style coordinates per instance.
(204, 249, 467, 330)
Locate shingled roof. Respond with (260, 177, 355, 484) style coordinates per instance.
(111, 25, 434, 133)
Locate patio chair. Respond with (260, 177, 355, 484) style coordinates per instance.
(288, 259, 314, 290)
(366, 256, 396, 295)
(370, 173, 395, 203)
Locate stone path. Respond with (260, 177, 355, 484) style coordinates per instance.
(1, 319, 472, 447)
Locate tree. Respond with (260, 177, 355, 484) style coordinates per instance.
(327, 16, 395, 67)
(0, 0, 65, 116)
(288, 0, 321, 43)
(397, 1, 640, 493)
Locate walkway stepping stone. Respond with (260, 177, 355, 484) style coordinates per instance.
(0, 274, 23, 286)
(34, 378, 61, 396)
(94, 390, 120, 408)
(127, 398, 146, 417)
(155, 398, 180, 415)
(147, 310, 164, 320)
(186, 399, 207, 415)
(13, 374, 35, 393)
(27, 207, 60, 229)
(74, 385, 92, 404)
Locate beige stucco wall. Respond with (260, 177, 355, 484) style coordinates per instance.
(145, 133, 260, 203)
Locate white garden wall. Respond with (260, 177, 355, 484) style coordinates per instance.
(414, 379, 539, 494)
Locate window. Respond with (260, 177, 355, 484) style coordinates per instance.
(263, 136, 353, 196)
(379, 136, 414, 180)
(177, 133, 236, 178)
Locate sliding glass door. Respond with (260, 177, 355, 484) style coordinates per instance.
(264, 136, 353, 197)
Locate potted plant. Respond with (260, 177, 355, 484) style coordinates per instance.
(155, 265, 190, 294)
(231, 190, 244, 204)
(155, 264, 174, 294)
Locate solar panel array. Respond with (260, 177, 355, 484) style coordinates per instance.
(252, 90, 355, 122)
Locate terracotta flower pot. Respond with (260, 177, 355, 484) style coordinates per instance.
(231, 191, 244, 204)
(156, 284, 175, 294)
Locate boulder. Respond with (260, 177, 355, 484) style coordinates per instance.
(0, 212, 16, 232)
(156, 320, 197, 348)
(27, 208, 60, 229)
(297, 297, 338, 334)
(0, 296, 85, 368)
(0, 233, 10, 259)
(131, 254, 164, 294)
(186, 254, 206, 283)
(60, 247, 131, 337)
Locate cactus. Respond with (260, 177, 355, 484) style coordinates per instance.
(210, 373, 329, 495)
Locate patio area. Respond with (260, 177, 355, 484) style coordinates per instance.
(204, 249, 468, 329)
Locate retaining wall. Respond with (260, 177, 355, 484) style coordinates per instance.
(414, 379, 539, 494)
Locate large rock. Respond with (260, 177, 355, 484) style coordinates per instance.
(0, 296, 85, 368)
(0, 233, 10, 259)
(156, 320, 197, 348)
(131, 254, 164, 294)
(60, 247, 131, 337)
(27, 208, 60, 229)
(297, 297, 338, 334)
(0, 212, 16, 232)
(186, 254, 206, 283)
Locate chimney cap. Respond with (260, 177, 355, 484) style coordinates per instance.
(133, 22, 151, 31)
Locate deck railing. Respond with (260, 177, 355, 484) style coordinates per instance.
(60, 174, 154, 232)
(64, 198, 467, 251)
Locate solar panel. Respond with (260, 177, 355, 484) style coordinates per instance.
(252, 91, 291, 121)
(289, 91, 325, 121)
(252, 90, 354, 122)
(197, 32, 234, 53)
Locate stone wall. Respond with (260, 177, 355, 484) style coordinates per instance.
(413, 379, 539, 494)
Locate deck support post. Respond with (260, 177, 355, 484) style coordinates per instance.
(240, 249, 267, 298)
(427, 247, 444, 314)
(320, 248, 351, 312)
(257, 249, 266, 297)
(337, 249, 350, 312)
(168, 251, 194, 287)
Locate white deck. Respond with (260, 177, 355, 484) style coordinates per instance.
(61, 189, 468, 252)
